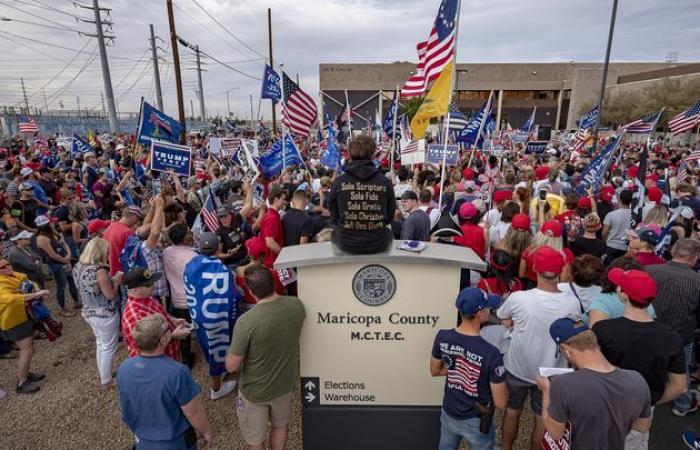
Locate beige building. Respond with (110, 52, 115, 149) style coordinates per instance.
(319, 61, 700, 131)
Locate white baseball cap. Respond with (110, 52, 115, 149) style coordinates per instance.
(34, 215, 50, 228)
(20, 167, 33, 177)
(10, 230, 33, 241)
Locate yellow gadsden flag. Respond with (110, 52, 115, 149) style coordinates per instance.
(409, 59, 453, 139)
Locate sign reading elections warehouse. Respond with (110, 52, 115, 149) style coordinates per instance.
(150, 140, 192, 176)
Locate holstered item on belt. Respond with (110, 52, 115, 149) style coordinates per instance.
(474, 401, 495, 434)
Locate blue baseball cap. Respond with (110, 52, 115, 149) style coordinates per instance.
(455, 287, 501, 315)
(549, 316, 589, 345)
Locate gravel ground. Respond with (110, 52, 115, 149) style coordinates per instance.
(0, 288, 533, 450)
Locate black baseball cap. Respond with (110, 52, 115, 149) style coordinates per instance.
(123, 267, 162, 289)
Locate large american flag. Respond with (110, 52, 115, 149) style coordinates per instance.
(621, 110, 662, 134)
(669, 100, 700, 134)
(18, 116, 38, 134)
(200, 191, 220, 232)
(282, 72, 317, 136)
(401, 0, 457, 98)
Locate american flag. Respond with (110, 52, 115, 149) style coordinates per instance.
(448, 103, 469, 131)
(446, 355, 480, 396)
(401, 0, 458, 98)
(18, 116, 38, 134)
(685, 148, 700, 162)
(677, 160, 689, 184)
(399, 116, 419, 154)
(621, 110, 662, 134)
(200, 190, 219, 232)
(282, 72, 317, 136)
(669, 100, 700, 134)
(571, 128, 589, 153)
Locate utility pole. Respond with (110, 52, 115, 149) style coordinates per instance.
(250, 94, 254, 130)
(227, 91, 231, 118)
(100, 91, 106, 117)
(42, 88, 48, 113)
(593, 0, 619, 152)
(149, 24, 164, 111)
(267, 8, 276, 132)
(195, 45, 206, 120)
(76, 96, 81, 117)
(296, 73, 300, 86)
(166, 0, 187, 143)
(20, 77, 29, 114)
(87, 0, 119, 133)
(190, 99, 194, 120)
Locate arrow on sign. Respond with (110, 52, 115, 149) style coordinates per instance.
(304, 381, 316, 390)
(305, 392, 316, 403)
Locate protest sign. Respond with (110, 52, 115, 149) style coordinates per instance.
(426, 144, 459, 165)
(209, 137, 221, 155)
(220, 138, 239, 158)
(524, 141, 548, 155)
(150, 140, 191, 176)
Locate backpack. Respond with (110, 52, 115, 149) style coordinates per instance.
(119, 235, 148, 272)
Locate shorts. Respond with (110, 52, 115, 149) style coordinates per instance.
(0, 320, 35, 342)
(505, 371, 542, 415)
(235, 391, 293, 445)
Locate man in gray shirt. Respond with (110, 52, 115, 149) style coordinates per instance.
(538, 317, 652, 450)
(400, 190, 430, 241)
(602, 189, 633, 265)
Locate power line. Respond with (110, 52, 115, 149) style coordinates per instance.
(172, 1, 247, 58)
(0, 31, 144, 61)
(25, 0, 85, 19)
(44, 47, 99, 108)
(0, 33, 65, 61)
(198, 49, 261, 80)
(189, 0, 266, 59)
(0, 0, 83, 32)
(0, 16, 83, 34)
(116, 62, 151, 103)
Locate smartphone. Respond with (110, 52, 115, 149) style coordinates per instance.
(538, 189, 547, 201)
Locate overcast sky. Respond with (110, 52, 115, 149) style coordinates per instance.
(0, 0, 698, 121)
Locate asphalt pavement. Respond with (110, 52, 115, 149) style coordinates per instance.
(649, 382, 699, 450)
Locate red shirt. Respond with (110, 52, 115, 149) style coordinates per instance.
(260, 208, 284, 268)
(236, 269, 284, 305)
(453, 223, 486, 259)
(634, 252, 666, 267)
(521, 247, 574, 282)
(477, 277, 523, 297)
(103, 221, 134, 275)
(121, 296, 180, 361)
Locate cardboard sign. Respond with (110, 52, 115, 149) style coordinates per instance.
(524, 141, 548, 155)
(426, 144, 459, 165)
(150, 140, 191, 176)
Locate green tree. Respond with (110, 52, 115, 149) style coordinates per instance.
(401, 97, 425, 121)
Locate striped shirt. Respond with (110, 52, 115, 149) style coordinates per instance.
(646, 261, 700, 344)
(141, 242, 169, 299)
(122, 296, 180, 361)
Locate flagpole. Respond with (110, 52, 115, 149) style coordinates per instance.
(344, 89, 352, 145)
(467, 89, 493, 168)
(280, 62, 287, 170)
(437, 0, 462, 211)
(645, 107, 665, 152)
(389, 85, 400, 180)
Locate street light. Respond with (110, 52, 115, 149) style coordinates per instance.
(226, 87, 240, 117)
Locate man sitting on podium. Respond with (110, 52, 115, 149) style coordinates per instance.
(329, 135, 396, 254)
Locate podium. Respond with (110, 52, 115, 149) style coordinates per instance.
(275, 241, 486, 450)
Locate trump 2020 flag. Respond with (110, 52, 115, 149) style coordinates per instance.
(71, 133, 91, 155)
(577, 106, 599, 130)
(137, 99, 181, 147)
(575, 133, 624, 196)
(321, 112, 341, 169)
(383, 92, 398, 137)
(261, 64, 281, 104)
(184, 255, 240, 377)
(259, 133, 305, 178)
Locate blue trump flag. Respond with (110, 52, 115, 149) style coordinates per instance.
(457, 112, 494, 148)
(259, 133, 304, 178)
(184, 255, 240, 376)
(575, 133, 623, 196)
(521, 107, 536, 132)
(383, 92, 398, 137)
(577, 106, 599, 130)
(321, 112, 341, 169)
(261, 64, 281, 104)
(71, 133, 91, 155)
(150, 140, 192, 176)
(136, 99, 182, 147)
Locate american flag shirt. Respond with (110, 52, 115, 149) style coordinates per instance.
(432, 329, 505, 419)
(122, 296, 180, 361)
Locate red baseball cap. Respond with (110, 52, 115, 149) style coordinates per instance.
(87, 219, 111, 235)
(607, 268, 657, 305)
(535, 166, 550, 181)
(533, 246, 566, 274)
(647, 186, 662, 203)
(541, 220, 562, 238)
(493, 190, 512, 204)
(245, 236, 268, 260)
(628, 165, 639, 179)
(511, 213, 530, 231)
(577, 197, 592, 210)
(462, 168, 475, 180)
(600, 186, 615, 203)
(458, 202, 477, 219)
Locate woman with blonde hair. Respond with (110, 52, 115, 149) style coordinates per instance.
(519, 220, 573, 286)
(498, 213, 532, 263)
(643, 204, 668, 228)
(73, 237, 123, 389)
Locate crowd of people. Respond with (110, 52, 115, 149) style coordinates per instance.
(0, 129, 698, 449)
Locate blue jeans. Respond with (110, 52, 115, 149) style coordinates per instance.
(439, 409, 494, 450)
(48, 262, 79, 309)
(674, 342, 695, 411)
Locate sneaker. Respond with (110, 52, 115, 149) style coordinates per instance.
(673, 391, 700, 417)
(210, 380, 237, 401)
(15, 380, 40, 394)
(27, 372, 45, 382)
(682, 431, 700, 450)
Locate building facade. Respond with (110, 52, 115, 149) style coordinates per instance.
(319, 61, 698, 131)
